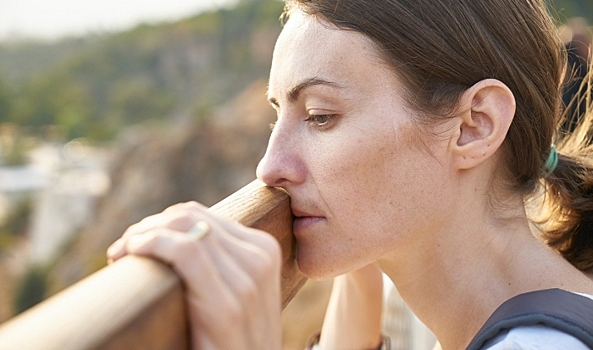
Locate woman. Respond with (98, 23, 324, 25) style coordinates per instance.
(107, 0, 593, 349)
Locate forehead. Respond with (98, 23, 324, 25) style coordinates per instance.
(268, 11, 392, 96)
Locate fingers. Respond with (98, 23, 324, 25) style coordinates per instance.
(190, 219, 281, 348)
(123, 206, 200, 237)
(125, 228, 252, 348)
(105, 200, 283, 349)
(117, 221, 259, 310)
(106, 200, 282, 285)
(107, 202, 207, 263)
(108, 202, 280, 261)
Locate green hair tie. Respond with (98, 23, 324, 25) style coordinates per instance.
(543, 145, 558, 176)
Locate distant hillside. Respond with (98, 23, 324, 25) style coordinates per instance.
(0, 0, 590, 141)
(0, 38, 92, 85)
(0, 0, 284, 141)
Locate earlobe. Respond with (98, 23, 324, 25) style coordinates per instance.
(451, 79, 516, 170)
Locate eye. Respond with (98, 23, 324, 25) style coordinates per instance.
(304, 114, 336, 129)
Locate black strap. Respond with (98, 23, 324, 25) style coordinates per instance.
(466, 288, 593, 350)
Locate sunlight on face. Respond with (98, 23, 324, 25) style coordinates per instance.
(257, 11, 450, 279)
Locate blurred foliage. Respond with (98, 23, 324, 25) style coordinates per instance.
(547, 0, 593, 23)
(0, 77, 11, 122)
(0, 125, 35, 165)
(13, 265, 47, 314)
(0, 197, 32, 250)
(0, 38, 93, 85)
(0, 0, 588, 144)
(0, 0, 284, 142)
(2, 198, 32, 237)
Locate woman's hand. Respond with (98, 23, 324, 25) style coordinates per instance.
(106, 201, 283, 350)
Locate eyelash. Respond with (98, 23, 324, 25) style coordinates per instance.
(305, 114, 336, 129)
(269, 114, 337, 131)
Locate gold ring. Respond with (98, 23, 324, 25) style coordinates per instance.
(187, 221, 211, 240)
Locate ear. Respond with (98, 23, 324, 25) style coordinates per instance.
(449, 79, 516, 170)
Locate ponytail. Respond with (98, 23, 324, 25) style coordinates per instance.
(533, 68, 593, 272)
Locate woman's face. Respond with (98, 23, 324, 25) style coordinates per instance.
(257, 11, 451, 279)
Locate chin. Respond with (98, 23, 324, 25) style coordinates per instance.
(296, 248, 342, 281)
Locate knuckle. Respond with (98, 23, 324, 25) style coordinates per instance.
(248, 251, 277, 284)
(163, 202, 187, 212)
(170, 241, 200, 265)
(167, 212, 196, 231)
(222, 298, 243, 324)
(245, 227, 282, 262)
(122, 221, 142, 237)
(236, 278, 258, 304)
(164, 201, 204, 213)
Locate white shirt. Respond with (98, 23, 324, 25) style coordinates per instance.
(484, 325, 589, 349)
(483, 293, 593, 350)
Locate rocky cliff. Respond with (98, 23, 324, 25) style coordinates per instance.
(46, 79, 275, 291)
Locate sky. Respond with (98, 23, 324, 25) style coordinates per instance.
(0, 0, 238, 42)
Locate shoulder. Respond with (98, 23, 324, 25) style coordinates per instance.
(471, 290, 593, 350)
(483, 325, 590, 350)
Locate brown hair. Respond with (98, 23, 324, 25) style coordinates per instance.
(284, 0, 593, 271)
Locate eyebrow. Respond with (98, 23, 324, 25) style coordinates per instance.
(268, 77, 342, 106)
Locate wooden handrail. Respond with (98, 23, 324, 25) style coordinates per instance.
(0, 180, 307, 349)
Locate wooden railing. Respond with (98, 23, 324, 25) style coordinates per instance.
(0, 180, 307, 349)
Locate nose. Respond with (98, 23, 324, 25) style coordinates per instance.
(256, 122, 305, 188)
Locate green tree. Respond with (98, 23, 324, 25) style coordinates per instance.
(0, 0, 285, 142)
(0, 76, 12, 123)
(548, 0, 593, 22)
(108, 77, 176, 126)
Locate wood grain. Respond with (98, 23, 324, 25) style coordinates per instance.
(0, 180, 306, 349)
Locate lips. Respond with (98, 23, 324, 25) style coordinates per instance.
(291, 207, 315, 218)
(291, 207, 326, 233)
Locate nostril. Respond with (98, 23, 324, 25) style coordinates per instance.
(256, 129, 304, 187)
(256, 155, 291, 188)
(257, 167, 281, 187)
(256, 157, 276, 186)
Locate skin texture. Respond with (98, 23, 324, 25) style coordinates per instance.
(107, 202, 283, 350)
(258, 11, 593, 350)
(108, 10, 593, 350)
(259, 11, 450, 279)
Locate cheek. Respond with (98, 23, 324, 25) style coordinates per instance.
(309, 127, 407, 231)
(317, 125, 403, 189)
(314, 143, 378, 193)
(308, 121, 440, 245)
(296, 134, 398, 278)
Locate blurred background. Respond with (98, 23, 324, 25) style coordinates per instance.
(0, 0, 590, 349)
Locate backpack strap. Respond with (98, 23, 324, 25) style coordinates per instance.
(466, 288, 593, 350)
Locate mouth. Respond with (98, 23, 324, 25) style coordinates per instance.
(291, 207, 326, 233)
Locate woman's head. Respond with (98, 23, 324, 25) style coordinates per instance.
(259, 11, 455, 278)
(258, 0, 593, 277)
(284, 0, 564, 195)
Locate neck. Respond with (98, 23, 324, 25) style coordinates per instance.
(376, 187, 592, 349)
